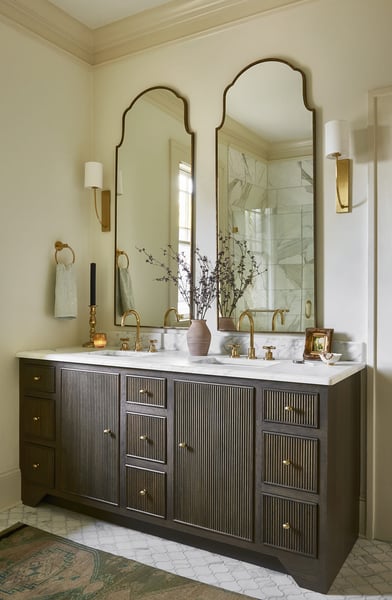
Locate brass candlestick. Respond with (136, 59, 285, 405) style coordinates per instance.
(83, 305, 97, 347)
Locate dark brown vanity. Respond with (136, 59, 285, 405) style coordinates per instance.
(19, 354, 362, 593)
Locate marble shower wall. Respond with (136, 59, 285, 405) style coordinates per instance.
(226, 147, 314, 332)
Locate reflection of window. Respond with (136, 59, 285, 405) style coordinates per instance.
(177, 161, 192, 317)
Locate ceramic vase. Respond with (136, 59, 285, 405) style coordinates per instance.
(218, 316, 236, 331)
(186, 319, 211, 356)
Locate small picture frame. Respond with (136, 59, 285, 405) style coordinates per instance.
(303, 328, 334, 360)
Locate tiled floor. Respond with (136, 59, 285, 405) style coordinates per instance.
(2, 503, 392, 599)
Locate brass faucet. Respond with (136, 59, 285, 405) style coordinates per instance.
(237, 310, 256, 359)
(272, 308, 288, 331)
(121, 309, 142, 351)
(163, 307, 180, 327)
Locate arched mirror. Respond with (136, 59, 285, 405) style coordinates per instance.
(115, 86, 194, 328)
(216, 59, 316, 333)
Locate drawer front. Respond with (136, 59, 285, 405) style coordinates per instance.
(263, 388, 319, 428)
(126, 376, 166, 407)
(263, 432, 318, 493)
(21, 397, 55, 441)
(262, 493, 318, 557)
(21, 443, 55, 488)
(21, 364, 55, 394)
(126, 413, 166, 463)
(125, 465, 166, 518)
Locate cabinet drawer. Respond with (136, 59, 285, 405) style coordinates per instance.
(21, 396, 55, 441)
(21, 364, 55, 394)
(125, 465, 166, 518)
(263, 432, 318, 493)
(262, 493, 318, 557)
(21, 443, 55, 488)
(125, 376, 166, 407)
(126, 413, 166, 463)
(263, 388, 319, 428)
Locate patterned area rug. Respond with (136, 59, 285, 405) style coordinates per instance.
(0, 523, 253, 599)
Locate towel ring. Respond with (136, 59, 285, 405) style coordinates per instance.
(116, 249, 129, 269)
(55, 241, 75, 265)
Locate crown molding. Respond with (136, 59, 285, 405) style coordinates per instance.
(0, 0, 309, 65)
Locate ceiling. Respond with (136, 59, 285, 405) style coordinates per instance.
(48, 0, 177, 29)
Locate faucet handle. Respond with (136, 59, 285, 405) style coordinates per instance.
(148, 339, 158, 353)
(120, 337, 130, 351)
(263, 345, 276, 360)
(227, 343, 241, 358)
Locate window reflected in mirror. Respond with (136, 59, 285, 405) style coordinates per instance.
(115, 87, 194, 328)
(216, 59, 316, 333)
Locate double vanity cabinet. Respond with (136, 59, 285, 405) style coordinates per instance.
(18, 349, 364, 593)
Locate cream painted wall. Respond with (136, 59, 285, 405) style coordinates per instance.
(2, 0, 392, 541)
(0, 22, 92, 507)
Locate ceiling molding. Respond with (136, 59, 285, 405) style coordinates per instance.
(0, 0, 310, 65)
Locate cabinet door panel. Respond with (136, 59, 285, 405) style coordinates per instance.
(59, 368, 120, 505)
(174, 380, 254, 541)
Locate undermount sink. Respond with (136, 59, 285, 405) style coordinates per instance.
(91, 350, 158, 357)
(191, 355, 279, 367)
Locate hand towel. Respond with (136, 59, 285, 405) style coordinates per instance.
(54, 262, 77, 319)
(118, 266, 135, 313)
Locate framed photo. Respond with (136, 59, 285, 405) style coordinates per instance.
(303, 328, 334, 360)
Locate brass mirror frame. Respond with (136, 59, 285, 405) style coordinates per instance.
(215, 58, 317, 333)
(114, 85, 195, 328)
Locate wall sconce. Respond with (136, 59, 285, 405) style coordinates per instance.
(84, 161, 111, 232)
(324, 120, 351, 213)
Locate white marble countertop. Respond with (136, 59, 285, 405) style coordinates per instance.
(16, 347, 366, 386)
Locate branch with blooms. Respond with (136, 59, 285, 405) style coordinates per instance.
(137, 244, 218, 320)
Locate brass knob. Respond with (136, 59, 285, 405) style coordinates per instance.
(178, 442, 187, 448)
(103, 428, 112, 435)
(282, 522, 291, 530)
(282, 459, 292, 466)
(32, 463, 40, 469)
(33, 376, 41, 382)
(139, 389, 148, 395)
(284, 405, 293, 412)
(139, 489, 147, 496)
(32, 416, 40, 422)
(139, 434, 148, 441)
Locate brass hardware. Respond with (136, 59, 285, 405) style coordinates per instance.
(163, 307, 180, 327)
(139, 489, 147, 496)
(178, 442, 187, 448)
(227, 343, 241, 358)
(33, 376, 41, 382)
(334, 156, 350, 213)
(121, 309, 142, 351)
(120, 337, 130, 351)
(93, 187, 111, 232)
(139, 434, 148, 441)
(305, 299, 312, 319)
(282, 522, 291, 530)
(32, 416, 40, 422)
(284, 405, 294, 412)
(282, 459, 292, 466)
(237, 310, 256, 359)
(32, 463, 40, 469)
(54, 240, 75, 265)
(272, 308, 289, 331)
(263, 345, 276, 361)
(103, 428, 112, 435)
(83, 304, 97, 348)
(148, 339, 158, 352)
(116, 249, 130, 269)
(139, 389, 148, 395)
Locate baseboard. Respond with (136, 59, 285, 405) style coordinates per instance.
(0, 468, 21, 510)
(359, 496, 366, 537)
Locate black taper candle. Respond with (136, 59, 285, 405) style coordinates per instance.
(90, 262, 96, 306)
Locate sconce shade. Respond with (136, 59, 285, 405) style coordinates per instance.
(325, 120, 349, 159)
(84, 161, 103, 189)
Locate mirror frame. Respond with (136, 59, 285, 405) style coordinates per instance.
(114, 85, 196, 328)
(215, 58, 317, 333)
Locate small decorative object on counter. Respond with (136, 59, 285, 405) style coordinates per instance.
(303, 327, 334, 360)
(319, 352, 342, 366)
(83, 305, 97, 348)
(93, 333, 107, 348)
(186, 319, 212, 356)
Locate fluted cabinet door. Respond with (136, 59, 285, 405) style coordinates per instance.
(59, 368, 120, 505)
(174, 380, 254, 541)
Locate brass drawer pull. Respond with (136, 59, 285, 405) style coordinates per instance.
(32, 416, 40, 422)
(284, 405, 294, 412)
(282, 522, 291, 530)
(33, 376, 41, 382)
(139, 434, 148, 441)
(139, 488, 147, 496)
(32, 463, 40, 470)
(178, 442, 187, 448)
(139, 389, 148, 395)
(103, 428, 112, 435)
(282, 459, 292, 466)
